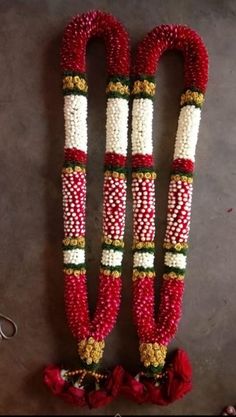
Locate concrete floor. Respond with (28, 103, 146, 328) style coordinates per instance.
(0, 0, 236, 415)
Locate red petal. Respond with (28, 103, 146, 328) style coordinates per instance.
(172, 349, 192, 380)
(87, 389, 113, 409)
(60, 386, 86, 407)
(106, 365, 125, 397)
(121, 371, 149, 404)
(144, 380, 169, 405)
(43, 365, 67, 395)
(166, 349, 192, 401)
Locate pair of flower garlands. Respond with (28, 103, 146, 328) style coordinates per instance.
(44, 10, 209, 409)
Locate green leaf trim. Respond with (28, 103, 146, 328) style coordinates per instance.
(63, 89, 87, 97)
(132, 92, 154, 100)
(100, 264, 122, 272)
(64, 263, 85, 270)
(63, 71, 87, 80)
(171, 171, 193, 178)
(102, 243, 124, 252)
(164, 265, 186, 275)
(63, 161, 86, 169)
(134, 266, 155, 273)
(104, 165, 127, 174)
(106, 92, 129, 100)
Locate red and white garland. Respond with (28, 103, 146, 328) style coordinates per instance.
(121, 24, 209, 405)
(43, 14, 209, 408)
(44, 10, 130, 408)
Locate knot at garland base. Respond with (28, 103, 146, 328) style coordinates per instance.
(121, 349, 192, 405)
(43, 364, 124, 409)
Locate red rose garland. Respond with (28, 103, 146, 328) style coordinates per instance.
(44, 10, 130, 408)
(121, 25, 208, 404)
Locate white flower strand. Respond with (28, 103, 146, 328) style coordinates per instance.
(174, 105, 201, 161)
(101, 249, 123, 267)
(63, 248, 85, 265)
(106, 98, 129, 156)
(64, 95, 88, 152)
(133, 251, 155, 269)
(132, 98, 153, 155)
(164, 252, 187, 269)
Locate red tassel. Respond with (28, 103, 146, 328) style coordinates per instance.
(43, 364, 125, 409)
(121, 349, 192, 405)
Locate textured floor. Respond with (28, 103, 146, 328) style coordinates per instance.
(1, 0, 236, 415)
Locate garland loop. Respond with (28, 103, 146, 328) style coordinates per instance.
(121, 23, 208, 405)
(44, 10, 130, 408)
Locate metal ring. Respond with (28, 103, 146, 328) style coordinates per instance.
(0, 313, 18, 340)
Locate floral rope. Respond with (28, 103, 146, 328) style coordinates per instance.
(44, 10, 130, 408)
(121, 24, 209, 404)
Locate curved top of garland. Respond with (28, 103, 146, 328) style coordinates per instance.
(61, 10, 130, 76)
(134, 24, 209, 93)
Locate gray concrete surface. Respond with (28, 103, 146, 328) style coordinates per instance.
(0, 0, 236, 415)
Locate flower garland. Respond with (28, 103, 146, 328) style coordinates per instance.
(44, 10, 130, 408)
(121, 25, 208, 404)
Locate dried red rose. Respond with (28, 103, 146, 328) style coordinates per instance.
(121, 349, 192, 405)
(44, 365, 125, 409)
(166, 349, 192, 401)
(106, 365, 125, 397)
(88, 365, 125, 408)
(87, 389, 113, 409)
(43, 365, 68, 395)
(60, 386, 86, 407)
(121, 371, 149, 404)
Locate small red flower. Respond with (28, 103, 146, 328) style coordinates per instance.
(43, 365, 68, 395)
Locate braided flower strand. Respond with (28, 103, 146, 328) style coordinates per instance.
(122, 25, 208, 405)
(44, 10, 130, 408)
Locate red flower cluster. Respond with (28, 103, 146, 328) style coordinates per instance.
(65, 148, 87, 164)
(43, 365, 124, 409)
(172, 157, 194, 174)
(132, 153, 154, 168)
(121, 349, 192, 405)
(61, 10, 130, 76)
(105, 152, 127, 167)
(44, 350, 191, 407)
(134, 24, 208, 92)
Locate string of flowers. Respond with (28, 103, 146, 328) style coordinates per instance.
(44, 10, 130, 409)
(121, 24, 209, 405)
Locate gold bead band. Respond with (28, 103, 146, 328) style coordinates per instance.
(163, 272, 184, 280)
(132, 269, 155, 281)
(139, 342, 167, 368)
(133, 240, 155, 250)
(132, 79, 156, 96)
(163, 242, 188, 251)
(62, 165, 86, 174)
(104, 170, 126, 180)
(106, 81, 130, 96)
(180, 89, 204, 107)
(102, 236, 124, 248)
(132, 171, 157, 180)
(64, 267, 86, 277)
(78, 337, 105, 365)
(63, 75, 88, 93)
(63, 236, 85, 248)
(171, 174, 193, 184)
